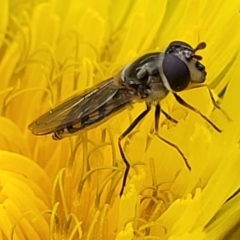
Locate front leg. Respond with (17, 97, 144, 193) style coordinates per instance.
(173, 92, 222, 132)
(189, 83, 231, 121)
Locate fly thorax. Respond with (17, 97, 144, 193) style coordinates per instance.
(147, 79, 169, 102)
(135, 84, 152, 99)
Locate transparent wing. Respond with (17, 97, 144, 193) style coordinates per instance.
(29, 77, 133, 135)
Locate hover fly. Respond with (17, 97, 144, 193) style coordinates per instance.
(29, 41, 222, 196)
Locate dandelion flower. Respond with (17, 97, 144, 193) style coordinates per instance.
(0, 0, 240, 239)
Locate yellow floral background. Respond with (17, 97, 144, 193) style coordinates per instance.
(0, 0, 240, 239)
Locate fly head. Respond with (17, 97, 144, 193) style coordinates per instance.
(161, 41, 207, 92)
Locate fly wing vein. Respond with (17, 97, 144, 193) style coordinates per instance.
(29, 78, 135, 135)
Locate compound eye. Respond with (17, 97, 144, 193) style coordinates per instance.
(162, 54, 190, 92)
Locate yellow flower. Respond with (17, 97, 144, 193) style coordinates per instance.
(0, 0, 240, 239)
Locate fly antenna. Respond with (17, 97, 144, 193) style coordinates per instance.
(192, 42, 206, 59)
(194, 42, 206, 52)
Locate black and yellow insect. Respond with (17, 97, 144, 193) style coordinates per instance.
(29, 41, 221, 196)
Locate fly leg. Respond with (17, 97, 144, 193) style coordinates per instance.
(119, 103, 151, 196)
(154, 103, 191, 170)
(161, 109, 178, 124)
(173, 93, 222, 132)
(188, 84, 231, 121)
